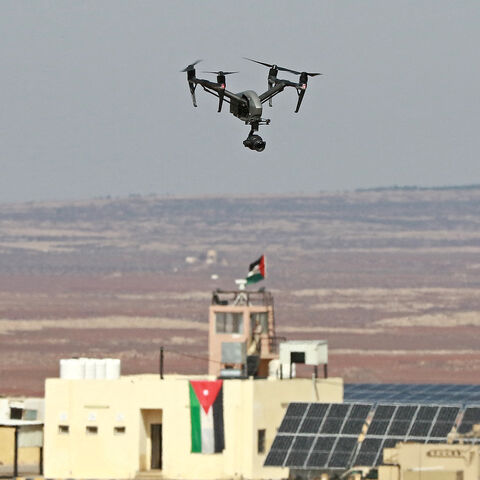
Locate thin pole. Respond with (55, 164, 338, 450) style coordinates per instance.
(39, 446, 43, 475)
(14, 426, 18, 478)
(160, 346, 164, 380)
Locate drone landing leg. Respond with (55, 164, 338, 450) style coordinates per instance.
(189, 83, 198, 107)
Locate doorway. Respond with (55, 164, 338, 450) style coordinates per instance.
(140, 409, 163, 472)
(150, 424, 162, 470)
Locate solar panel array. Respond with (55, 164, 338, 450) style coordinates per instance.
(265, 399, 480, 471)
(351, 403, 461, 467)
(265, 402, 371, 470)
(344, 384, 480, 405)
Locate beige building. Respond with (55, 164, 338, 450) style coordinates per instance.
(44, 374, 342, 480)
(44, 286, 339, 479)
(378, 442, 480, 480)
(0, 397, 44, 473)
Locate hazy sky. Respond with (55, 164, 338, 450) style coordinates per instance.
(1, 1, 480, 203)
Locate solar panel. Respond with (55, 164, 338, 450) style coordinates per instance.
(307, 403, 329, 417)
(328, 452, 353, 468)
(311, 436, 336, 452)
(457, 406, 480, 434)
(271, 435, 294, 450)
(299, 417, 322, 434)
(265, 397, 480, 471)
(373, 405, 396, 419)
(430, 421, 454, 438)
(344, 384, 480, 406)
(394, 405, 417, 420)
(286, 403, 309, 416)
(320, 418, 344, 434)
(437, 406, 460, 422)
(349, 404, 372, 418)
(329, 404, 350, 417)
(286, 450, 309, 467)
(354, 452, 378, 466)
(415, 406, 438, 421)
(264, 449, 287, 466)
(358, 437, 382, 453)
(408, 420, 432, 437)
(367, 420, 389, 435)
(387, 420, 411, 436)
(278, 416, 303, 433)
(306, 452, 330, 468)
(341, 419, 366, 435)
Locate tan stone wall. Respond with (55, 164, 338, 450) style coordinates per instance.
(44, 374, 343, 479)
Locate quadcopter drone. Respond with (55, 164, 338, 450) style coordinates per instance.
(182, 58, 321, 151)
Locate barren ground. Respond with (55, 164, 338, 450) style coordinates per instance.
(1, 188, 479, 395)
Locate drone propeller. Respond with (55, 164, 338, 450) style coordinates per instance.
(182, 60, 203, 108)
(244, 57, 321, 77)
(203, 71, 238, 76)
(243, 57, 296, 74)
(244, 57, 321, 109)
(181, 59, 202, 72)
(203, 71, 238, 113)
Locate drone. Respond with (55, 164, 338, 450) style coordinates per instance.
(182, 58, 321, 151)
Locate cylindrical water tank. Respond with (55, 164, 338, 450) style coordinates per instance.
(84, 358, 97, 379)
(60, 358, 85, 379)
(95, 359, 106, 379)
(105, 359, 121, 380)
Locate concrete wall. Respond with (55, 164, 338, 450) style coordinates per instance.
(44, 374, 343, 480)
(0, 427, 40, 467)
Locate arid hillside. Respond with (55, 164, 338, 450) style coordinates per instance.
(1, 188, 480, 395)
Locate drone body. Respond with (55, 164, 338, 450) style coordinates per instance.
(182, 58, 321, 151)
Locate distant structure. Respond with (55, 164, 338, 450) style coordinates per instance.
(208, 286, 328, 379)
(205, 249, 217, 265)
(0, 397, 44, 477)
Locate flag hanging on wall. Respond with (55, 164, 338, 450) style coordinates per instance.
(246, 254, 266, 284)
(189, 380, 225, 453)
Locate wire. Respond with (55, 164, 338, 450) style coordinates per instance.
(161, 346, 223, 365)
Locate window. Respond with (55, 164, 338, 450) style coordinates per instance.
(10, 407, 23, 420)
(24, 409, 38, 420)
(251, 312, 269, 333)
(257, 429, 266, 454)
(215, 312, 243, 334)
(58, 425, 69, 434)
(86, 426, 98, 435)
(114, 426, 126, 435)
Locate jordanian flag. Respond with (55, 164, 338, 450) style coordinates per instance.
(189, 380, 225, 453)
(246, 255, 266, 284)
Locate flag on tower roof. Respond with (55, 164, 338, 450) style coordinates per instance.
(246, 255, 266, 285)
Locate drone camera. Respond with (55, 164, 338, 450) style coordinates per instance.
(243, 134, 266, 152)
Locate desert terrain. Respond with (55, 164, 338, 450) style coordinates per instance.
(1, 187, 480, 395)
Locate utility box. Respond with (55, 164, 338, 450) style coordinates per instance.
(279, 340, 328, 366)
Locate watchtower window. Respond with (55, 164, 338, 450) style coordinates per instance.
(215, 312, 243, 334)
(250, 312, 268, 332)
